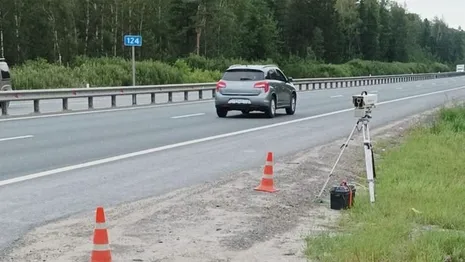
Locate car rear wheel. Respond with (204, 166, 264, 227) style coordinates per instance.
(216, 108, 228, 118)
(0, 85, 12, 110)
(264, 97, 276, 118)
(286, 94, 296, 115)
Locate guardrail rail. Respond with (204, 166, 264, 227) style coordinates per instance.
(0, 71, 463, 116)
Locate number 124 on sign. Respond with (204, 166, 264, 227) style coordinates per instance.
(124, 35, 142, 47)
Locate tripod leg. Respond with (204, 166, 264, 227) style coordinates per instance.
(365, 123, 376, 178)
(362, 123, 375, 203)
(316, 121, 359, 200)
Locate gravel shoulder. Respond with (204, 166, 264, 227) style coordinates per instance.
(1, 108, 440, 262)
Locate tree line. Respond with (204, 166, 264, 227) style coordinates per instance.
(0, 0, 464, 66)
(1, 0, 464, 89)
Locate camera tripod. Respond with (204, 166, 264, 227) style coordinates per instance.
(316, 109, 377, 204)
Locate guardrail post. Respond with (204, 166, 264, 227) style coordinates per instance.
(198, 90, 203, 100)
(132, 94, 137, 105)
(1, 102, 8, 115)
(168, 92, 173, 102)
(33, 100, 40, 113)
(88, 97, 93, 109)
(150, 93, 156, 104)
(212, 89, 215, 98)
(184, 91, 188, 101)
(111, 95, 116, 107)
(62, 98, 68, 111)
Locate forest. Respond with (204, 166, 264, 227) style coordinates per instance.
(0, 0, 464, 89)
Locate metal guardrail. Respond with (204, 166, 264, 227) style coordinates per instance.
(0, 71, 464, 116)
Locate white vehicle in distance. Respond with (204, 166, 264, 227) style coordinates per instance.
(456, 64, 464, 72)
(214, 64, 297, 118)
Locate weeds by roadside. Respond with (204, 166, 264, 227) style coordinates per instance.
(10, 54, 451, 89)
(305, 105, 465, 262)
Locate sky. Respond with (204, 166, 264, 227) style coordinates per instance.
(394, 0, 464, 30)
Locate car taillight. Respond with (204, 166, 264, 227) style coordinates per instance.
(254, 81, 270, 93)
(216, 81, 226, 92)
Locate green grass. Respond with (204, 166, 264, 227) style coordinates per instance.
(305, 105, 465, 262)
(8, 54, 452, 90)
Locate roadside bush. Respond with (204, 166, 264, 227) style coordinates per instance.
(9, 55, 453, 90)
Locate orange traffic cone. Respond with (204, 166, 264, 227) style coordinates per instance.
(254, 152, 278, 193)
(91, 206, 112, 262)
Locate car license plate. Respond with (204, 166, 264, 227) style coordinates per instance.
(228, 99, 251, 104)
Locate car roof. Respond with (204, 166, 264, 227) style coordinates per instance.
(226, 64, 279, 72)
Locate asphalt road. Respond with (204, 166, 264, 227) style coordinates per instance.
(0, 76, 465, 254)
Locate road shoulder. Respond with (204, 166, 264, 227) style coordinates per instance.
(1, 108, 440, 262)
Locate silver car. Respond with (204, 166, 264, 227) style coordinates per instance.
(0, 58, 12, 110)
(214, 64, 297, 118)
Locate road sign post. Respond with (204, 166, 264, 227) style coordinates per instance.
(123, 35, 142, 86)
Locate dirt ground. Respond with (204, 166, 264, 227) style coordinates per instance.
(1, 108, 442, 262)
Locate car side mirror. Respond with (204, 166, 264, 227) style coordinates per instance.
(288, 77, 293, 82)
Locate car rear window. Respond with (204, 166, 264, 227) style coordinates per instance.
(222, 69, 264, 81)
(0, 62, 10, 79)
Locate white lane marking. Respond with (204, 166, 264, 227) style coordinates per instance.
(330, 95, 343, 98)
(396, 87, 402, 90)
(1, 85, 464, 187)
(171, 113, 205, 119)
(0, 100, 214, 122)
(0, 135, 33, 142)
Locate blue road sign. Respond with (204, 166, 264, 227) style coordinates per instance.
(124, 35, 142, 47)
